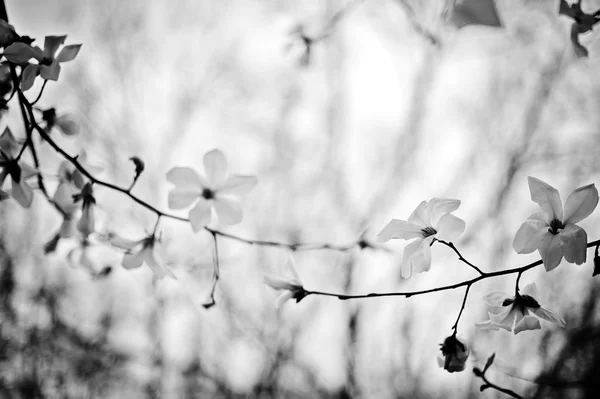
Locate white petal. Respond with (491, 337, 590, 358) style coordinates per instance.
(203, 149, 228, 187)
(400, 239, 422, 279)
(407, 201, 430, 227)
(19, 162, 38, 179)
(56, 44, 81, 63)
(559, 224, 587, 265)
(53, 182, 79, 214)
(513, 315, 541, 335)
(122, 251, 144, 269)
(489, 308, 515, 332)
(376, 219, 424, 242)
(217, 175, 257, 196)
(435, 213, 466, 241)
(538, 233, 563, 271)
(275, 291, 294, 309)
(264, 274, 298, 291)
(166, 167, 206, 190)
(436, 354, 445, 368)
(528, 177, 563, 221)
(168, 189, 200, 210)
(144, 248, 174, 279)
(512, 219, 547, 254)
(59, 217, 77, 238)
(284, 258, 303, 285)
(520, 283, 538, 298)
(108, 234, 143, 250)
(213, 196, 243, 225)
(483, 291, 511, 307)
(77, 203, 95, 237)
(188, 199, 212, 232)
(40, 62, 60, 81)
(11, 180, 33, 208)
(563, 184, 599, 224)
(409, 236, 433, 274)
(534, 307, 566, 327)
(428, 198, 460, 226)
(475, 318, 501, 331)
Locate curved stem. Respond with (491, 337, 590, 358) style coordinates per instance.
(451, 284, 471, 334)
(436, 239, 485, 275)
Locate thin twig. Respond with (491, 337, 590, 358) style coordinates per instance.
(451, 284, 470, 334)
(436, 239, 485, 275)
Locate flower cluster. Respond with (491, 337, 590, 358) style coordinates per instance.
(0, 127, 36, 207)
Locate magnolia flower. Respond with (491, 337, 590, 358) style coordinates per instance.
(513, 177, 598, 272)
(376, 198, 466, 279)
(437, 335, 470, 373)
(476, 283, 566, 334)
(74, 183, 95, 237)
(167, 149, 257, 232)
(4, 35, 81, 90)
(264, 260, 307, 308)
(0, 127, 37, 207)
(109, 233, 174, 279)
(41, 108, 80, 137)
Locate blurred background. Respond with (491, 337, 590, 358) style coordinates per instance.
(2, 0, 600, 397)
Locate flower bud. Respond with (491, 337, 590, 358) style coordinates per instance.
(437, 335, 470, 373)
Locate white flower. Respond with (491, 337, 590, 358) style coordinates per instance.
(437, 335, 470, 373)
(166, 149, 257, 232)
(513, 177, 598, 271)
(476, 283, 566, 334)
(109, 233, 174, 279)
(376, 198, 466, 279)
(0, 127, 37, 208)
(264, 259, 307, 308)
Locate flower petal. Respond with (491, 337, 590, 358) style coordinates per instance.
(264, 274, 299, 291)
(559, 224, 587, 265)
(435, 213, 466, 241)
(538, 233, 563, 271)
(483, 291, 511, 307)
(168, 189, 200, 210)
(20, 64, 39, 92)
(488, 308, 515, 332)
(40, 62, 61, 81)
(0, 127, 19, 158)
(213, 196, 242, 225)
(275, 290, 294, 309)
(407, 201, 430, 227)
(428, 198, 460, 226)
(528, 177, 563, 222)
(400, 239, 422, 279)
(144, 248, 174, 279)
(188, 198, 212, 232)
(376, 219, 424, 242)
(563, 184, 599, 224)
(77, 203, 95, 237)
(11, 180, 33, 208)
(43, 35, 66, 59)
(203, 149, 228, 187)
(513, 218, 547, 254)
(217, 175, 257, 196)
(534, 307, 566, 327)
(166, 167, 206, 190)
(122, 251, 144, 269)
(108, 234, 143, 250)
(59, 217, 77, 238)
(520, 283, 538, 298)
(408, 236, 433, 274)
(513, 315, 541, 335)
(55, 44, 81, 63)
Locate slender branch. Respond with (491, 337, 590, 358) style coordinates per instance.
(305, 239, 600, 300)
(30, 80, 48, 106)
(451, 284, 470, 334)
(515, 270, 523, 295)
(203, 232, 220, 309)
(475, 370, 525, 399)
(436, 239, 485, 275)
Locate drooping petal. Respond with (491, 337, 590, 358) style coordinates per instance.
(11, 180, 33, 208)
(217, 175, 258, 196)
(534, 307, 566, 327)
(53, 181, 79, 214)
(482, 291, 511, 307)
(2, 42, 42, 63)
(400, 239, 422, 279)
(489, 308, 516, 332)
(435, 213, 466, 241)
(213, 196, 242, 225)
(203, 149, 228, 187)
(563, 184, 599, 224)
(43, 35, 66, 59)
(528, 177, 563, 222)
(19, 162, 38, 179)
(475, 316, 501, 331)
(275, 290, 295, 309)
(520, 283, 538, 298)
(538, 233, 563, 271)
(559, 224, 588, 265)
(264, 274, 300, 291)
(407, 201, 430, 228)
(376, 219, 424, 242)
(513, 219, 547, 254)
(144, 247, 174, 279)
(122, 251, 144, 269)
(409, 236, 433, 274)
(428, 198, 461, 226)
(0, 127, 19, 159)
(77, 203, 95, 237)
(188, 198, 212, 232)
(59, 217, 77, 238)
(513, 315, 541, 334)
(108, 234, 143, 251)
(20, 63, 39, 92)
(168, 189, 200, 210)
(55, 44, 81, 63)
(284, 258, 303, 286)
(40, 61, 61, 81)
(166, 167, 206, 190)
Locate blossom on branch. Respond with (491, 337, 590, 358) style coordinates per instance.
(264, 259, 307, 308)
(476, 283, 566, 334)
(513, 177, 598, 271)
(109, 233, 174, 279)
(376, 198, 466, 279)
(167, 149, 257, 232)
(3, 35, 81, 90)
(0, 127, 37, 208)
(437, 334, 470, 373)
(73, 182, 96, 237)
